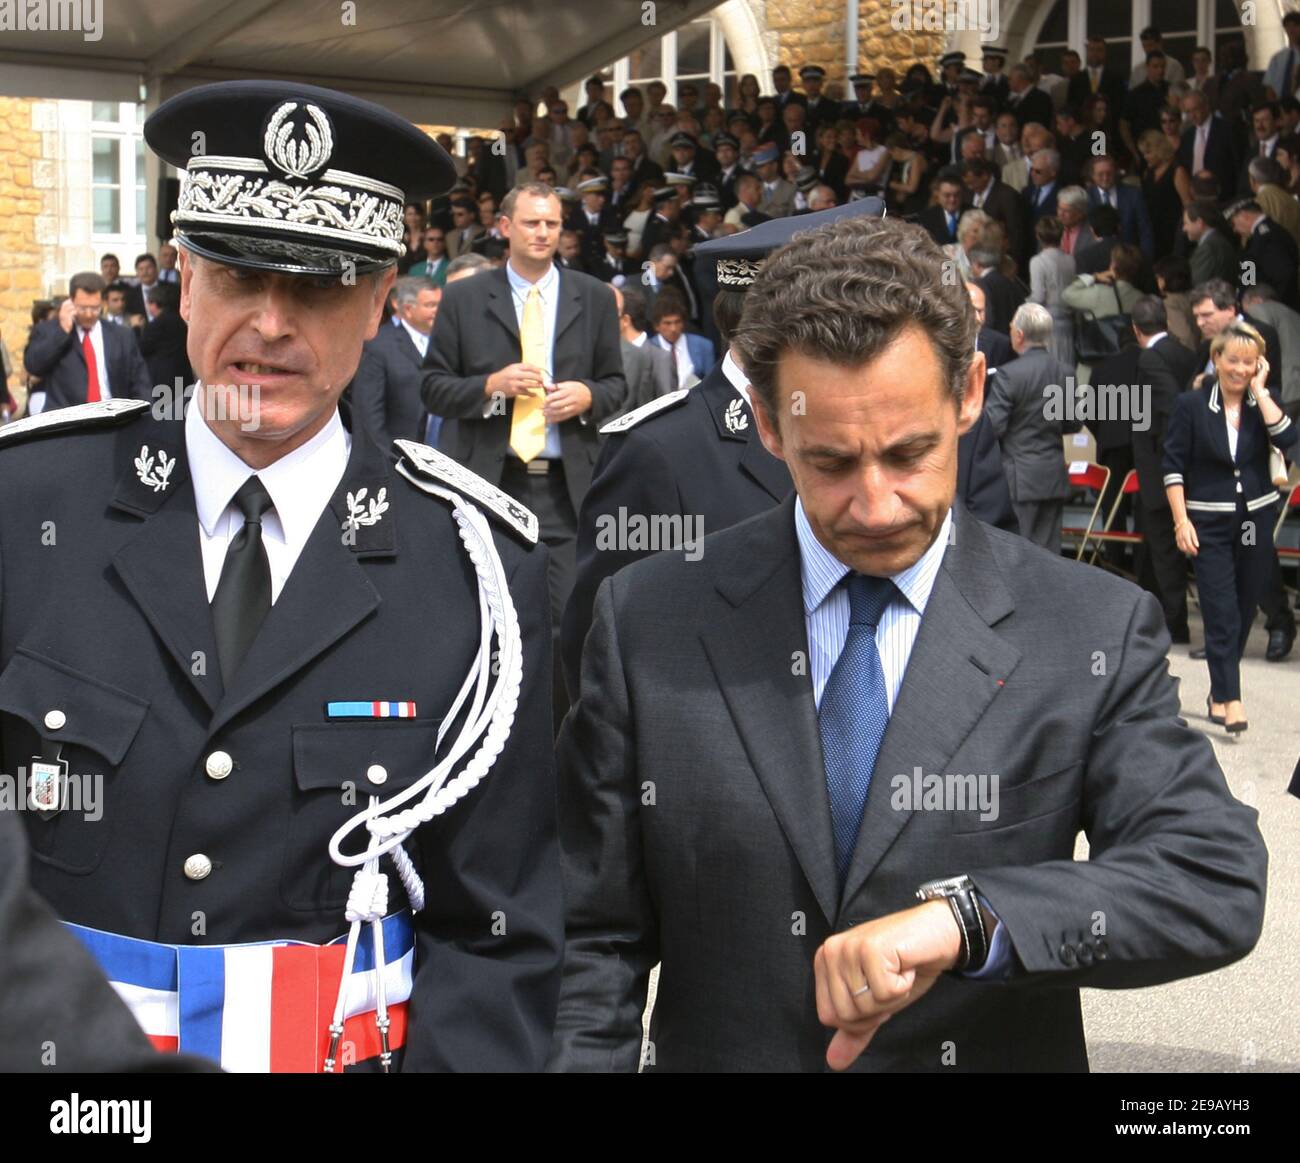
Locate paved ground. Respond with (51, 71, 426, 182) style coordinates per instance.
(1082, 610, 1300, 1073)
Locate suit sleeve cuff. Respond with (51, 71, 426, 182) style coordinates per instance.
(959, 896, 1019, 981)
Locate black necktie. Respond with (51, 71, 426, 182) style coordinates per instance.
(211, 476, 274, 686)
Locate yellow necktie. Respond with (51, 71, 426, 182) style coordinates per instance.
(510, 285, 548, 462)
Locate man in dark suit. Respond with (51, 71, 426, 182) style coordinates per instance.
(1068, 35, 1127, 111)
(350, 275, 439, 448)
(1131, 296, 1199, 641)
(424, 180, 627, 723)
(984, 303, 1082, 552)
(799, 64, 840, 134)
(610, 284, 673, 416)
(1022, 148, 1060, 229)
(1178, 92, 1239, 198)
(916, 166, 965, 246)
(137, 279, 192, 394)
(668, 131, 720, 186)
(550, 213, 1265, 1074)
(713, 133, 749, 211)
(1229, 199, 1300, 308)
(1087, 155, 1155, 258)
(24, 271, 152, 413)
(967, 280, 1016, 370)
(771, 64, 807, 114)
(1120, 52, 1171, 158)
(566, 175, 621, 275)
(1005, 63, 1053, 129)
(622, 129, 665, 189)
(970, 243, 1026, 335)
(2, 81, 563, 1073)
(963, 157, 1028, 273)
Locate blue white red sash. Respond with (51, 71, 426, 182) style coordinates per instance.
(64, 912, 414, 1072)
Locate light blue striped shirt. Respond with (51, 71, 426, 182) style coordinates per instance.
(796, 500, 952, 711)
(795, 498, 1014, 979)
(505, 260, 562, 460)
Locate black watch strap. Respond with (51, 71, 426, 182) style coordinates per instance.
(947, 887, 990, 973)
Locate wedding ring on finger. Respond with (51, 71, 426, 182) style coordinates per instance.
(853, 982, 872, 998)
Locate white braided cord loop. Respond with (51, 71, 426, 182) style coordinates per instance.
(326, 485, 524, 915)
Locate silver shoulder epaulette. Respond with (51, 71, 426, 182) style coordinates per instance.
(0, 398, 150, 446)
(394, 439, 539, 544)
(599, 388, 690, 435)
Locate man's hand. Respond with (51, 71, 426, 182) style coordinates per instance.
(485, 363, 546, 399)
(542, 380, 593, 423)
(58, 298, 76, 333)
(813, 899, 962, 1071)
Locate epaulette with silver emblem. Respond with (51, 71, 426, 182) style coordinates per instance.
(393, 439, 539, 544)
(599, 388, 690, 435)
(0, 399, 150, 448)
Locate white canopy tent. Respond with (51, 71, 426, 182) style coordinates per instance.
(0, 0, 726, 126)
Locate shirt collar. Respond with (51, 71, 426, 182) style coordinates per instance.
(796, 498, 952, 619)
(1143, 330, 1168, 348)
(76, 320, 101, 342)
(505, 259, 557, 298)
(629, 330, 647, 346)
(721, 349, 751, 406)
(186, 388, 350, 549)
(398, 317, 429, 350)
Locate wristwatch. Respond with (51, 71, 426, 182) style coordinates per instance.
(916, 875, 990, 973)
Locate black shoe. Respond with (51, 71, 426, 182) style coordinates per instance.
(1226, 718, 1249, 735)
(1266, 625, 1296, 662)
(1190, 646, 1207, 660)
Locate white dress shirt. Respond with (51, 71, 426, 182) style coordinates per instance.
(398, 317, 430, 360)
(721, 348, 751, 406)
(187, 391, 351, 603)
(798, 501, 953, 711)
(79, 320, 112, 399)
(504, 259, 562, 459)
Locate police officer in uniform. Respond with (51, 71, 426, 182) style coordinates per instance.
(560, 198, 1015, 696)
(0, 82, 563, 1072)
(567, 175, 620, 276)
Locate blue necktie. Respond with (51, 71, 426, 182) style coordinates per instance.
(947, 211, 956, 240)
(818, 573, 896, 885)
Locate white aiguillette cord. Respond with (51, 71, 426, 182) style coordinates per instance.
(322, 483, 523, 1072)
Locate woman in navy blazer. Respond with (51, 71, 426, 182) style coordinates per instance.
(1164, 320, 1298, 733)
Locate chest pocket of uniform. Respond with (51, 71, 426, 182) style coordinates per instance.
(282, 719, 442, 912)
(0, 648, 150, 874)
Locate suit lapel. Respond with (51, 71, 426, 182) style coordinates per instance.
(109, 417, 223, 713)
(1204, 380, 1233, 464)
(700, 499, 840, 924)
(486, 269, 520, 345)
(840, 508, 1023, 908)
(206, 425, 392, 736)
(701, 364, 796, 503)
(554, 268, 583, 343)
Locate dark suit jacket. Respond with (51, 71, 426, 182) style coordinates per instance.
(550, 497, 1265, 1071)
(1242, 217, 1300, 308)
(1194, 316, 1282, 392)
(917, 203, 961, 246)
(1086, 185, 1155, 258)
(1177, 117, 1239, 197)
(137, 311, 192, 394)
(351, 321, 431, 449)
(1006, 86, 1053, 130)
(971, 179, 1029, 271)
(423, 264, 627, 514)
(1023, 181, 1059, 228)
(0, 404, 562, 1071)
(976, 268, 1027, 336)
(984, 346, 1082, 501)
(23, 320, 152, 411)
(1133, 335, 1199, 508)
(978, 326, 1015, 369)
(1067, 69, 1126, 113)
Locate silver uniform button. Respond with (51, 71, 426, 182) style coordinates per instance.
(366, 764, 388, 786)
(205, 750, 234, 780)
(183, 854, 213, 881)
(44, 709, 66, 731)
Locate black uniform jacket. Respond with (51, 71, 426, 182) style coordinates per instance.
(0, 400, 563, 1071)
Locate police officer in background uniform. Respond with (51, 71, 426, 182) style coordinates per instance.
(560, 198, 1015, 697)
(0, 81, 562, 1073)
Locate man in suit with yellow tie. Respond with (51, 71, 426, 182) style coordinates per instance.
(424, 181, 627, 726)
